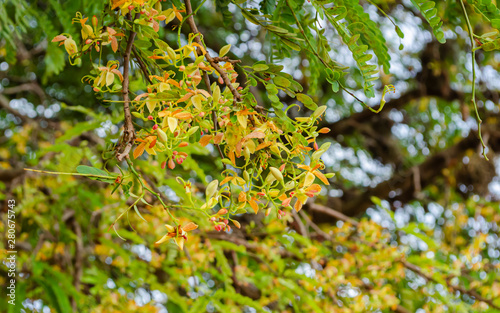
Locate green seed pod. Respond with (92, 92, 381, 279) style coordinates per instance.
(155, 142, 166, 151)
(312, 105, 327, 119)
(284, 180, 296, 190)
(156, 128, 168, 143)
(243, 146, 251, 160)
(265, 173, 277, 185)
(206, 179, 219, 199)
(186, 126, 200, 136)
(269, 167, 284, 182)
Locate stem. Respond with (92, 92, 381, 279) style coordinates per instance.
(286, 0, 328, 68)
(24, 168, 114, 179)
(459, 0, 488, 160)
(116, 13, 140, 161)
(133, 47, 153, 84)
(183, 0, 242, 104)
(126, 158, 179, 225)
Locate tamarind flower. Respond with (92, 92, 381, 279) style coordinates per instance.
(296, 163, 330, 186)
(155, 222, 198, 250)
(52, 35, 78, 56)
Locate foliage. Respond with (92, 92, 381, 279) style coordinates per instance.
(1, 0, 500, 312)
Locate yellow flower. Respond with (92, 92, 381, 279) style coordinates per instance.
(155, 222, 198, 250)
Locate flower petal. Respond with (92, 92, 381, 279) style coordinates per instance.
(182, 222, 198, 232)
(174, 237, 185, 250)
(155, 233, 174, 245)
(165, 224, 175, 232)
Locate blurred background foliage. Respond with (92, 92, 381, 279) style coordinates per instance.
(1, 0, 500, 312)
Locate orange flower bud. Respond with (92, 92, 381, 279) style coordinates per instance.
(318, 127, 330, 134)
(217, 208, 227, 215)
(232, 220, 241, 228)
(282, 197, 292, 207)
(168, 159, 175, 169)
(178, 142, 188, 147)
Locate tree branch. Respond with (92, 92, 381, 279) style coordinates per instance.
(116, 14, 139, 161)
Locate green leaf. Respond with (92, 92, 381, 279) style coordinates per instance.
(396, 26, 404, 38)
(253, 63, 269, 71)
(219, 44, 231, 57)
(76, 165, 109, 177)
(281, 38, 301, 51)
(274, 76, 291, 88)
(296, 93, 317, 110)
(134, 205, 148, 223)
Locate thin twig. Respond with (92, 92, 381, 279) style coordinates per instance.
(133, 47, 153, 84)
(459, 0, 488, 159)
(212, 56, 241, 64)
(183, 1, 227, 162)
(183, 0, 241, 104)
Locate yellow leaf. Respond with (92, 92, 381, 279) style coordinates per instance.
(234, 177, 246, 186)
(237, 115, 247, 129)
(191, 94, 203, 111)
(106, 72, 114, 86)
(177, 92, 194, 103)
(294, 200, 303, 212)
(166, 47, 177, 62)
(133, 142, 146, 159)
(111, 0, 127, 9)
(228, 150, 235, 165)
(220, 176, 233, 185)
(167, 117, 178, 133)
(173, 111, 193, 120)
(232, 219, 241, 228)
(249, 199, 259, 214)
(255, 142, 272, 151)
(213, 85, 221, 105)
(295, 117, 310, 123)
(244, 131, 265, 140)
(146, 99, 156, 112)
(64, 38, 78, 55)
(219, 44, 231, 57)
(238, 191, 247, 202)
(159, 82, 169, 92)
(304, 172, 315, 187)
(313, 170, 330, 185)
(213, 132, 224, 144)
